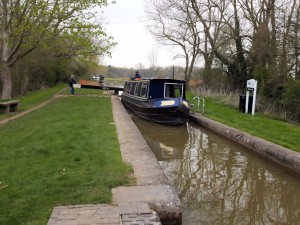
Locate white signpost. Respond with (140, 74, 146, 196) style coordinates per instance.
(245, 79, 257, 115)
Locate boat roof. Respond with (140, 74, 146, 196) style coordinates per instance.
(126, 78, 186, 83)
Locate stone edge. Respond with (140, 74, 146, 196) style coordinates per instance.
(190, 113, 300, 175)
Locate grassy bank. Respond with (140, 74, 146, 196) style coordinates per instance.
(187, 93, 300, 152)
(0, 88, 133, 225)
(0, 84, 65, 121)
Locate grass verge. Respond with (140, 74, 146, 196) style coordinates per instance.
(0, 84, 65, 121)
(0, 91, 133, 225)
(187, 92, 300, 152)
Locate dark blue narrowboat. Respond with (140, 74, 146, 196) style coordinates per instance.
(121, 78, 190, 125)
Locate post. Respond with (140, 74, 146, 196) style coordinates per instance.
(172, 66, 175, 79)
(245, 90, 249, 113)
(252, 85, 257, 115)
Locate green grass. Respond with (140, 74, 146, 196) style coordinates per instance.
(18, 84, 66, 111)
(65, 88, 104, 96)
(0, 84, 107, 121)
(0, 94, 134, 225)
(0, 84, 65, 121)
(187, 92, 300, 152)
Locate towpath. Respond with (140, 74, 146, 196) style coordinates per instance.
(47, 95, 182, 224)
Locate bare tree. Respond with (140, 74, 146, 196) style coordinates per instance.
(147, 47, 158, 77)
(191, 0, 250, 90)
(145, 0, 300, 95)
(145, 0, 202, 85)
(135, 63, 145, 71)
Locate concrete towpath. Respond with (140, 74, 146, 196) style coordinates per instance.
(47, 95, 182, 225)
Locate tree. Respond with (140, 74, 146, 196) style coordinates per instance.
(145, 0, 202, 86)
(0, 0, 115, 99)
(147, 48, 158, 78)
(191, 0, 249, 90)
(238, 0, 300, 96)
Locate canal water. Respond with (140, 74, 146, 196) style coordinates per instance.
(131, 115, 300, 225)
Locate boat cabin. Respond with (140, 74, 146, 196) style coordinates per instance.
(123, 78, 187, 100)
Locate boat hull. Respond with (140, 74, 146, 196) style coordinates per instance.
(121, 94, 189, 125)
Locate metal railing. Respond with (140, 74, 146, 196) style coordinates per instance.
(190, 96, 205, 114)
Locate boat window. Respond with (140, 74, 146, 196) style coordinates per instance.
(124, 82, 130, 93)
(140, 82, 148, 97)
(174, 85, 182, 97)
(135, 82, 142, 96)
(165, 83, 183, 98)
(130, 82, 137, 95)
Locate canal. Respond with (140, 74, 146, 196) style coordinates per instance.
(131, 115, 300, 225)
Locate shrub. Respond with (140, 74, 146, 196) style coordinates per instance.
(282, 80, 300, 122)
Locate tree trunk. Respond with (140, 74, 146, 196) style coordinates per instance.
(1, 65, 13, 100)
(183, 53, 190, 86)
(1, 0, 12, 100)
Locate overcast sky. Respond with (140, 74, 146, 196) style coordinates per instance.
(102, 0, 179, 69)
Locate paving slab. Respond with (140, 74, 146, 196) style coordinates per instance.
(121, 213, 161, 225)
(113, 185, 181, 223)
(47, 204, 120, 225)
(119, 203, 151, 214)
(119, 203, 161, 225)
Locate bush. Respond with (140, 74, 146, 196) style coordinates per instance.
(191, 79, 300, 123)
(282, 80, 300, 122)
(201, 69, 230, 91)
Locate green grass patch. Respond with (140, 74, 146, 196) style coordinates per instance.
(70, 87, 106, 96)
(0, 96, 134, 225)
(105, 77, 128, 82)
(18, 84, 66, 111)
(0, 85, 108, 121)
(187, 93, 300, 152)
(0, 84, 65, 121)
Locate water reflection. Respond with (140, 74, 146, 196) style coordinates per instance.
(133, 117, 189, 160)
(132, 116, 300, 225)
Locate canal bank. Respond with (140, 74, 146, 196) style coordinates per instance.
(111, 95, 182, 224)
(48, 95, 182, 225)
(189, 113, 300, 175)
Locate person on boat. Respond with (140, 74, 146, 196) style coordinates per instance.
(69, 75, 76, 95)
(135, 71, 141, 79)
(131, 71, 141, 80)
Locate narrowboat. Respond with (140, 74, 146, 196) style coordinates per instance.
(121, 78, 190, 125)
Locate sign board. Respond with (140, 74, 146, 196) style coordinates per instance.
(247, 79, 257, 90)
(245, 79, 257, 115)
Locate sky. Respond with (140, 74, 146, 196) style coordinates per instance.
(102, 0, 181, 69)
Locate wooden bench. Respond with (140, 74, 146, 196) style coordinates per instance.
(0, 100, 20, 114)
